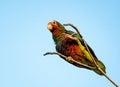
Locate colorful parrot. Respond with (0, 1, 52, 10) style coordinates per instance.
(47, 20, 106, 75)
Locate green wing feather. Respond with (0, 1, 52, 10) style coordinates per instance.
(66, 30, 106, 75)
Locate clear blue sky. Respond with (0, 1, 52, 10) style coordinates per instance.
(0, 0, 120, 87)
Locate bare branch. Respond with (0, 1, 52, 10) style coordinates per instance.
(63, 23, 83, 38)
(44, 52, 96, 70)
(83, 39, 119, 87)
(65, 23, 120, 87)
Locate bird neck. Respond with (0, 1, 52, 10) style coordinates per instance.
(52, 31, 66, 45)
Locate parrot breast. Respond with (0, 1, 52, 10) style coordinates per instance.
(55, 34, 97, 69)
(56, 35, 84, 61)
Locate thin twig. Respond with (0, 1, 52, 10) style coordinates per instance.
(44, 52, 96, 70)
(64, 23, 119, 87)
(83, 39, 119, 87)
(63, 24, 83, 38)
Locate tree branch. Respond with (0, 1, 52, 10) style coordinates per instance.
(44, 52, 96, 70)
(63, 23, 83, 38)
(64, 23, 119, 87)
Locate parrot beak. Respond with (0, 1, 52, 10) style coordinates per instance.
(47, 23, 53, 31)
(47, 20, 58, 32)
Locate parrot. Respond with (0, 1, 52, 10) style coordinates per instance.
(47, 20, 106, 75)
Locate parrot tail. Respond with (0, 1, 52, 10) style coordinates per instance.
(93, 60, 106, 75)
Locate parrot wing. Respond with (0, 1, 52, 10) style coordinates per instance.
(66, 30, 97, 58)
(66, 30, 106, 75)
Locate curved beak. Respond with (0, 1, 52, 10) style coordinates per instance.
(47, 22, 53, 31)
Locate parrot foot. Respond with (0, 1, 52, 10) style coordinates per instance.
(65, 56, 73, 62)
(65, 34, 78, 41)
(44, 52, 74, 62)
(44, 51, 96, 70)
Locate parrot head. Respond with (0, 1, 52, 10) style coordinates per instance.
(47, 20, 67, 44)
(47, 20, 58, 32)
(47, 20, 66, 33)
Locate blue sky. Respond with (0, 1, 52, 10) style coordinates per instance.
(0, 0, 120, 87)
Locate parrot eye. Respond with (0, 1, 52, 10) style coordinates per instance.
(52, 21, 57, 24)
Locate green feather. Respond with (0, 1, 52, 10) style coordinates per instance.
(94, 60, 106, 75)
(66, 30, 106, 75)
(51, 20, 106, 75)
